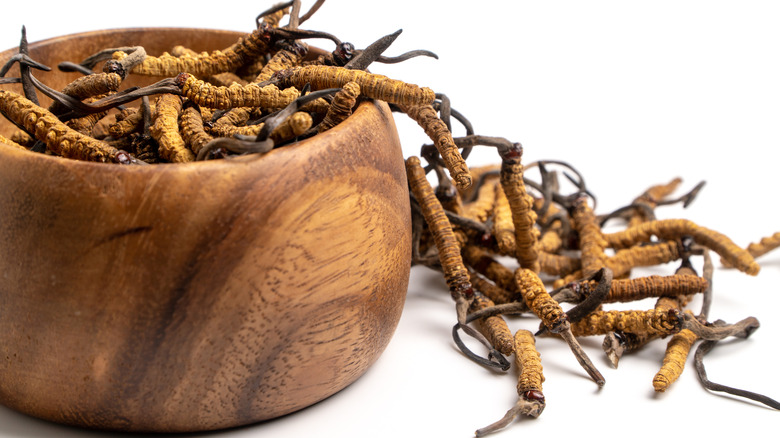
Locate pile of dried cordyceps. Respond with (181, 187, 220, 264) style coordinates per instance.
(1, 1, 778, 436)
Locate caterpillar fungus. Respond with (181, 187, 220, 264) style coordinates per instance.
(0, 89, 137, 164)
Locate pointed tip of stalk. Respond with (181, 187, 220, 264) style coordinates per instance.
(607, 351, 620, 369)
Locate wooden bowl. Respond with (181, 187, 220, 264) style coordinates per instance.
(0, 29, 411, 432)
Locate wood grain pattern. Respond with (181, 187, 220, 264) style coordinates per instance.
(0, 29, 411, 432)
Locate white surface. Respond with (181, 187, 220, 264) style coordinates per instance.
(2, 1, 779, 437)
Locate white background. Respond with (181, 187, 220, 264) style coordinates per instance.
(2, 1, 779, 437)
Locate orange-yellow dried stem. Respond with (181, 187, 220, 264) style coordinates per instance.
(0, 134, 26, 150)
(129, 27, 271, 77)
(570, 309, 680, 337)
(492, 183, 516, 256)
(150, 94, 194, 163)
(177, 73, 301, 110)
(406, 156, 473, 303)
(500, 158, 539, 272)
(402, 103, 471, 189)
(469, 294, 515, 355)
(0, 89, 125, 163)
(652, 328, 698, 392)
(280, 65, 436, 106)
(318, 81, 360, 133)
(572, 196, 608, 277)
(514, 268, 566, 331)
(603, 219, 759, 275)
(179, 104, 214, 155)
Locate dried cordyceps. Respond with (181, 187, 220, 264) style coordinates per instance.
(0, 89, 138, 164)
(1, 4, 778, 437)
(475, 329, 545, 437)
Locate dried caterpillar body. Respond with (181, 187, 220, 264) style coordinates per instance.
(570, 309, 681, 337)
(469, 293, 515, 355)
(514, 329, 545, 402)
(469, 271, 515, 305)
(538, 229, 563, 254)
(492, 183, 516, 256)
(318, 81, 360, 133)
(538, 251, 581, 277)
(571, 195, 607, 277)
(108, 106, 147, 138)
(745, 231, 780, 261)
(406, 156, 473, 305)
(10, 129, 34, 147)
(557, 240, 684, 289)
(66, 109, 108, 136)
(0, 134, 27, 150)
(208, 111, 312, 141)
(462, 245, 516, 294)
(48, 72, 122, 114)
(594, 274, 708, 304)
(402, 103, 471, 189)
(176, 72, 300, 110)
(463, 177, 498, 223)
(259, 5, 289, 28)
(252, 43, 307, 83)
(128, 26, 273, 77)
(653, 328, 698, 392)
(628, 177, 682, 227)
(501, 158, 540, 272)
(458, 164, 500, 201)
(276, 65, 436, 106)
(603, 219, 759, 275)
(179, 103, 214, 155)
(269, 111, 313, 142)
(210, 107, 252, 136)
(514, 268, 565, 331)
(149, 94, 194, 163)
(607, 240, 682, 278)
(650, 263, 701, 391)
(515, 267, 605, 386)
(209, 120, 263, 138)
(0, 90, 132, 163)
(722, 231, 780, 267)
(475, 329, 545, 437)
